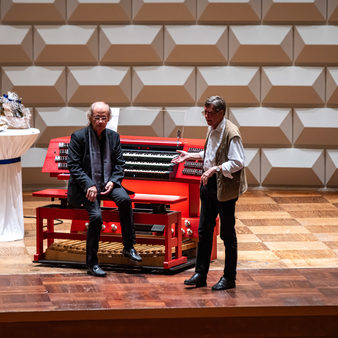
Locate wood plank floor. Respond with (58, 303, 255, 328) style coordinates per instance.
(2, 189, 336, 275)
(0, 268, 337, 337)
(0, 189, 337, 337)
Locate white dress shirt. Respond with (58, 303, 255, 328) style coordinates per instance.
(199, 118, 245, 179)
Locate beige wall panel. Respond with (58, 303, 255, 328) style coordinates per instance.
(23, 168, 66, 187)
(328, 0, 338, 23)
(261, 67, 325, 107)
(100, 25, 163, 65)
(261, 148, 325, 186)
(117, 107, 163, 137)
(229, 25, 292, 65)
(67, 66, 131, 106)
(294, 108, 338, 147)
(1, 0, 66, 23)
(0, 26, 32, 65)
(35, 107, 88, 147)
(132, 0, 196, 23)
(67, 0, 131, 23)
(326, 150, 338, 187)
(327, 68, 338, 107)
(163, 107, 208, 139)
(262, 0, 326, 23)
(197, 0, 260, 24)
(34, 25, 98, 65)
(132, 66, 195, 105)
(295, 26, 338, 65)
(2, 66, 66, 106)
(164, 25, 227, 65)
(244, 148, 260, 186)
(197, 66, 260, 106)
(229, 107, 292, 146)
(22, 148, 65, 187)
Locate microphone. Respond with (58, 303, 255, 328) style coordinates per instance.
(176, 129, 181, 147)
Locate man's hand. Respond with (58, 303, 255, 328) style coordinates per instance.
(201, 166, 218, 186)
(171, 150, 190, 164)
(101, 181, 114, 196)
(86, 185, 98, 202)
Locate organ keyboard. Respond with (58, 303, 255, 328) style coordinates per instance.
(43, 135, 205, 184)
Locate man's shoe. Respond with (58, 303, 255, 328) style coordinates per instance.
(87, 264, 107, 277)
(184, 273, 207, 287)
(211, 276, 236, 290)
(122, 247, 142, 262)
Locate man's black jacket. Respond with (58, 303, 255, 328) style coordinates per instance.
(67, 126, 125, 207)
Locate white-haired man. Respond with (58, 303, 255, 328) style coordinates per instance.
(67, 101, 141, 277)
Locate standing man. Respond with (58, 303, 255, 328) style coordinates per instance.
(172, 96, 247, 290)
(67, 101, 142, 277)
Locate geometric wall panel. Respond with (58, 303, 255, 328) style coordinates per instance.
(229, 107, 292, 146)
(22, 147, 47, 169)
(100, 25, 163, 65)
(67, 0, 131, 23)
(117, 107, 163, 137)
(132, 66, 195, 105)
(197, 0, 261, 24)
(328, 0, 338, 23)
(261, 67, 325, 107)
(0, 25, 32, 65)
(1, 0, 66, 23)
(164, 25, 227, 65)
(295, 26, 338, 65)
(327, 68, 338, 107)
(132, 0, 196, 23)
(229, 25, 292, 65)
(244, 148, 260, 186)
(22, 147, 66, 187)
(197, 66, 260, 106)
(326, 150, 338, 187)
(294, 108, 338, 147)
(262, 0, 326, 24)
(261, 148, 325, 186)
(35, 107, 88, 146)
(34, 25, 98, 65)
(67, 66, 131, 106)
(0, 0, 336, 190)
(1, 66, 66, 106)
(163, 106, 207, 139)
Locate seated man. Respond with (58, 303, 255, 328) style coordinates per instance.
(67, 101, 142, 277)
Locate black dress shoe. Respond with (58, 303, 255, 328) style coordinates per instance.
(122, 247, 142, 262)
(87, 264, 107, 277)
(184, 273, 207, 287)
(212, 276, 236, 290)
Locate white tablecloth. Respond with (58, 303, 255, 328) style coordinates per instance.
(0, 128, 40, 241)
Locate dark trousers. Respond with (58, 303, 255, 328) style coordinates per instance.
(195, 175, 238, 280)
(83, 186, 135, 267)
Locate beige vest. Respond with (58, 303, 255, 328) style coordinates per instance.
(204, 120, 247, 202)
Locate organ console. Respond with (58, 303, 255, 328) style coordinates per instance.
(37, 135, 218, 269)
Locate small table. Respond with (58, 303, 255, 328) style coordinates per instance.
(0, 128, 39, 241)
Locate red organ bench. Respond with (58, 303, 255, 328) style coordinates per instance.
(33, 135, 219, 271)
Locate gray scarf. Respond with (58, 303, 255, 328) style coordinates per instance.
(88, 126, 112, 193)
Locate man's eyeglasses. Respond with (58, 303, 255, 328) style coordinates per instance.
(93, 116, 108, 121)
(201, 109, 219, 116)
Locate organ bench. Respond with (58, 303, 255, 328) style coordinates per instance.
(33, 189, 189, 269)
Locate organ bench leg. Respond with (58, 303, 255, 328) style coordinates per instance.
(34, 207, 45, 261)
(163, 211, 187, 269)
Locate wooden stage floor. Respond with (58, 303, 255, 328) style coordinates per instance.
(0, 189, 337, 337)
